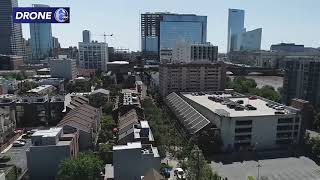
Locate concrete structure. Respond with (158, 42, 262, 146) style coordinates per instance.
(211, 156, 320, 180)
(90, 88, 110, 102)
(227, 9, 262, 52)
(271, 43, 305, 52)
(82, 30, 91, 43)
(141, 12, 207, 60)
(27, 127, 78, 180)
(166, 91, 302, 151)
(0, 55, 24, 70)
(113, 142, 160, 180)
(283, 57, 320, 107)
(78, 41, 108, 71)
(29, 4, 53, 61)
(172, 42, 218, 63)
(50, 58, 77, 80)
(159, 62, 227, 96)
(0, 0, 24, 57)
(39, 78, 65, 92)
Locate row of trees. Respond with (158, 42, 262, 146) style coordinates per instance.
(227, 76, 282, 102)
(142, 97, 219, 179)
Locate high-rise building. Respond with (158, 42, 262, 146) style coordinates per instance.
(52, 37, 61, 49)
(30, 4, 53, 62)
(227, 9, 262, 52)
(78, 42, 108, 71)
(239, 28, 262, 51)
(0, 0, 24, 57)
(159, 62, 226, 96)
(283, 57, 320, 107)
(227, 9, 245, 52)
(172, 42, 218, 63)
(141, 12, 207, 60)
(82, 30, 91, 43)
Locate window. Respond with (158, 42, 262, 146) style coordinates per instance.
(236, 120, 252, 126)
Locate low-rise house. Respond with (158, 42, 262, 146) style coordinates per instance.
(90, 88, 110, 102)
(58, 96, 101, 150)
(0, 108, 15, 144)
(113, 142, 160, 180)
(26, 127, 79, 180)
(118, 121, 154, 145)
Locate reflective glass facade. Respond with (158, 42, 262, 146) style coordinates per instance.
(30, 4, 53, 61)
(141, 13, 207, 60)
(227, 9, 245, 52)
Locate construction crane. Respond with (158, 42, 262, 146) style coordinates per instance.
(92, 32, 113, 43)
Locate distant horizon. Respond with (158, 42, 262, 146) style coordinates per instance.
(19, 0, 320, 53)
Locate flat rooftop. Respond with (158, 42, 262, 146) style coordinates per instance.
(32, 127, 62, 137)
(211, 156, 320, 180)
(113, 142, 142, 151)
(27, 85, 54, 93)
(182, 92, 294, 117)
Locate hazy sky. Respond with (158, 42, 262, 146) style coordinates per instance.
(19, 0, 320, 52)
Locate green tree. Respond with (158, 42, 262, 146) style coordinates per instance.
(314, 113, 320, 131)
(98, 143, 113, 164)
(57, 152, 103, 180)
(185, 146, 218, 180)
(89, 94, 106, 108)
(19, 81, 37, 94)
(102, 102, 114, 115)
(98, 115, 116, 143)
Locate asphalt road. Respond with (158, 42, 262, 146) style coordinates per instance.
(3, 139, 31, 172)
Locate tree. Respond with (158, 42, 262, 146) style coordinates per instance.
(102, 102, 114, 115)
(314, 113, 320, 131)
(19, 81, 37, 94)
(57, 152, 103, 180)
(89, 94, 106, 108)
(98, 143, 113, 164)
(98, 115, 116, 143)
(185, 146, 219, 180)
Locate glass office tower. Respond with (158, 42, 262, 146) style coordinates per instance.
(141, 12, 207, 60)
(0, 0, 24, 57)
(227, 9, 245, 52)
(30, 4, 53, 62)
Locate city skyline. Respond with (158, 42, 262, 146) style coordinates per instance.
(19, 0, 320, 52)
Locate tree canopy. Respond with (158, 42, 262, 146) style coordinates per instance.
(57, 152, 103, 180)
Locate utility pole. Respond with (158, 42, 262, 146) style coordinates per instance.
(102, 33, 113, 43)
(257, 162, 262, 180)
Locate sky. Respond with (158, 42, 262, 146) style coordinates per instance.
(19, 0, 320, 53)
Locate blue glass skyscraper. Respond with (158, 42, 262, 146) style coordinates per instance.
(141, 12, 207, 60)
(30, 4, 53, 62)
(227, 9, 245, 52)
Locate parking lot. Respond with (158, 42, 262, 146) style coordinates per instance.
(3, 139, 32, 172)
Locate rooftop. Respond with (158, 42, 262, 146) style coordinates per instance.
(182, 92, 296, 117)
(211, 156, 320, 180)
(27, 85, 54, 93)
(113, 142, 142, 151)
(32, 127, 62, 138)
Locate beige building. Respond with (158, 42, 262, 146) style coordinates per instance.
(159, 62, 226, 96)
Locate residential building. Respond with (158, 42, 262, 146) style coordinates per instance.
(90, 88, 110, 102)
(141, 12, 207, 60)
(57, 96, 101, 150)
(166, 91, 302, 151)
(50, 58, 77, 80)
(118, 120, 155, 145)
(29, 4, 53, 61)
(39, 78, 65, 92)
(27, 85, 56, 96)
(113, 142, 160, 180)
(78, 41, 108, 71)
(227, 9, 262, 52)
(0, 55, 24, 70)
(82, 30, 91, 43)
(0, 105, 16, 144)
(283, 57, 320, 107)
(271, 43, 305, 52)
(159, 62, 227, 96)
(159, 48, 173, 63)
(0, 0, 24, 57)
(172, 42, 218, 63)
(27, 127, 79, 180)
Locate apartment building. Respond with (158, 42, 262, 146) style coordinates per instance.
(27, 127, 78, 180)
(159, 62, 226, 96)
(78, 42, 108, 71)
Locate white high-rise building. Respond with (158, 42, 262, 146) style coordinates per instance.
(78, 42, 108, 71)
